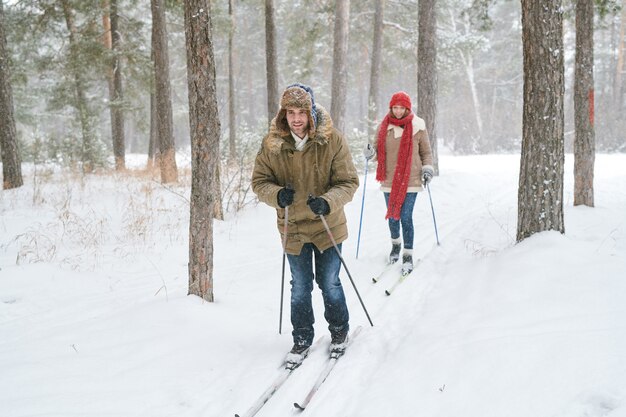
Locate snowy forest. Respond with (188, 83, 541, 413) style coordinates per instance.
(2, 0, 625, 165)
(1, 1, 626, 416)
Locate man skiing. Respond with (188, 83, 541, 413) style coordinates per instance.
(251, 83, 359, 369)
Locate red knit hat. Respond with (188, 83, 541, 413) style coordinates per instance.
(389, 91, 412, 109)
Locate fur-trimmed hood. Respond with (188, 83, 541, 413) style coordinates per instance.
(264, 104, 334, 155)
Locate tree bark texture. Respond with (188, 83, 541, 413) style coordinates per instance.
(574, 0, 595, 207)
(110, 0, 126, 170)
(0, 0, 23, 189)
(60, 0, 96, 173)
(228, 0, 236, 162)
(330, 0, 350, 133)
(368, 0, 385, 136)
(265, 0, 279, 126)
(417, 0, 439, 174)
(184, 0, 222, 302)
(517, 0, 565, 242)
(151, 0, 178, 183)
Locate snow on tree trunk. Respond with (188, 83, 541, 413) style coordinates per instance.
(184, 0, 222, 302)
(517, 0, 565, 242)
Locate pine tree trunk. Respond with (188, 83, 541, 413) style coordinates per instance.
(417, 0, 438, 174)
(265, 0, 279, 126)
(368, 0, 385, 136)
(574, 0, 595, 207)
(151, 0, 178, 183)
(517, 0, 565, 242)
(330, 0, 350, 133)
(147, 45, 158, 170)
(614, 1, 626, 109)
(110, 0, 126, 170)
(228, 0, 236, 162)
(60, 0, 96, 173)
(0, 0, 23, 189)
(184, 0, 221, 302)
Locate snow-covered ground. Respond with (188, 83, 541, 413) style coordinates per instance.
(1, 153, 625, 417)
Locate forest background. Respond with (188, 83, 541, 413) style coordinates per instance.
(3, 0, 625, 174)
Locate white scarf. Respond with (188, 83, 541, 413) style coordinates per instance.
(291, 131, 309, 151)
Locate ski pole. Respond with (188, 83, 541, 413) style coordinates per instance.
(278, 184, 294, 335)
(279, 204, 288, 334)
(316, 211, 374, 327)
(426, 183, 440, 246)
(355, 160, 368, 259)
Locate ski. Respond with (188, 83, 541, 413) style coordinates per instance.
(293, 326, 363, 411)
(384, 259, 421, 296)
(371, 262, 398, 283)
(234, 368, 292, 417)
(235, 336, 325, 417)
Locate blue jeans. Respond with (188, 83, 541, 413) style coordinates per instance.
(287, 243, 349, 347)
(384, 192, 418, 249)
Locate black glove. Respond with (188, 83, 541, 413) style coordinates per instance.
(307, 196, 330, 215)
(277, 187, 295, 208)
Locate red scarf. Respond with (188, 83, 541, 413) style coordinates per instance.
(376, 112, 414, 220)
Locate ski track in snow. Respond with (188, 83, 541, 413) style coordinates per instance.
(1, 153, 625, 417)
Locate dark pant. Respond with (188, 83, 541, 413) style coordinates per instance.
(384, 192, 418, 249)
(286, 243, 349, 347)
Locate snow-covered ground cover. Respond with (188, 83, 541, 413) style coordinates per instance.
(1, 153, 625, 417)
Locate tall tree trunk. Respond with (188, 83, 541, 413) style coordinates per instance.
(147, 45, 158, 170)
(614, 1, 626, 109)
(60, 0, 96, 173)
(368, 0, 385, 136)
(151, 0, 178, 183)
(184, 0, 221, 302)
(265, 0, 279, 126)
(417, 0, 439, 174)
(574, 0, 595, 207)
(0, 0, 23, 189)
(330, 0, 350, 133)
(517, 0, 565, 242)
(228, 0, 236, 162)
(110, 0, 126, 170)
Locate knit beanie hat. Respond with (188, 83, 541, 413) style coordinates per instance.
(389, 91, 412, 109)
(274, 83, 318, 137)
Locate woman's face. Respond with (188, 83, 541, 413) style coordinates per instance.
(392, 105, 407, 119)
